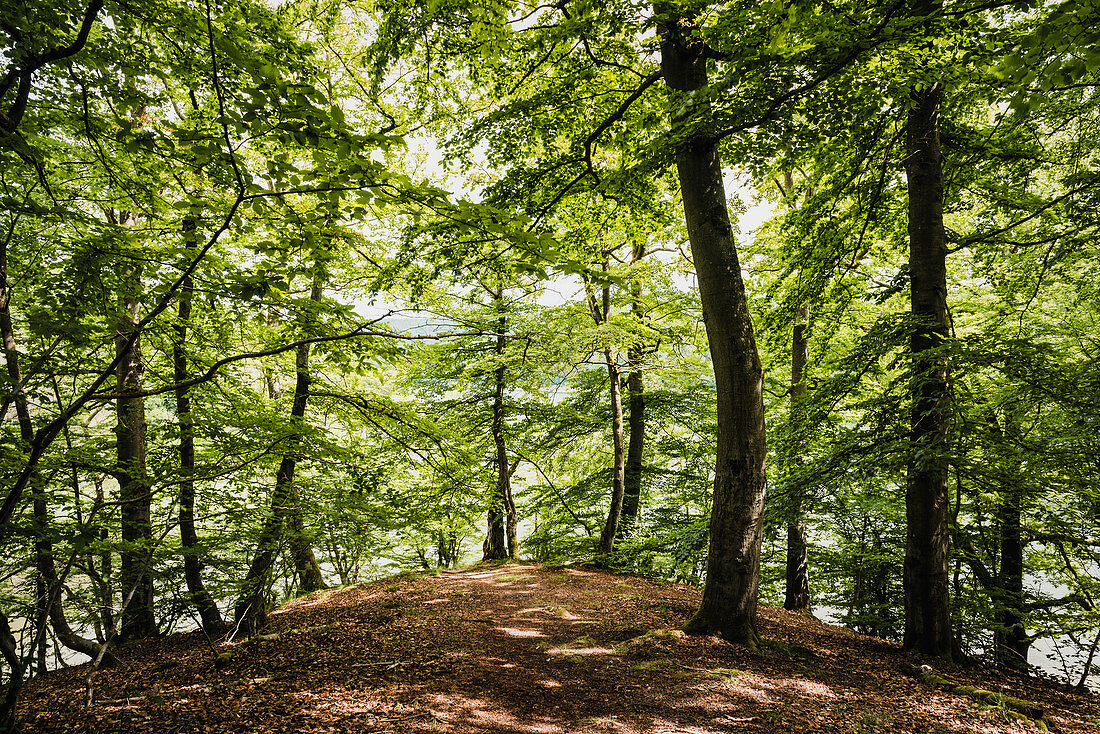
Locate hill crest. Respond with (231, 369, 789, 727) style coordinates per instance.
(20, 564, 1100, 733)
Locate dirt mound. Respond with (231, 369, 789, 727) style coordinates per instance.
(18, 564, 1100, 733)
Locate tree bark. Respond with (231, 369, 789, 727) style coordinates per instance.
(618, 241, 647, 542)
(597, 349, 627, 557)
(234, 278, 325, 636)
(589, 270, 627, 559)
(991, 410, 1028, 670)
(484, 296, 512, 561)
(996, 480, 1027, 669)
(658, 8, 768, 647)
(784, 305, 811, 613)
(285, 279, 326, 593)
(0, 238, 117, 666)
(116, 252, 157, 640)
(903, 79, 953, 658)
(174, 216, 225, 633)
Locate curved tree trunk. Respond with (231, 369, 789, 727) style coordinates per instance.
(0, 240, 117, 668)
(903, 78, 953, 659)
(234, 277, 325, 636)
(658, 7, 767, 647)
(284, 279, 326, 594)
(174, 216, 225, 632)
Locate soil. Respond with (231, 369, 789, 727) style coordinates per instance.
(18, 563, 1100, 733)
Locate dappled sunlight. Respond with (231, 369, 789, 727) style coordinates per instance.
(782, 678, 837, 698)
(25, 565, 1096, 734)
(497, 626, 547, 637)
(516, 606, 580, 620)
(545, 644, 615, 656)
(425, 692, 566, 733)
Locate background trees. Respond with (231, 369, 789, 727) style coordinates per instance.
(2, 0, 1100, 727)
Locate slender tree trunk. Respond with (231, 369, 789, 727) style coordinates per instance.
(95, 479, 113, 638)
(484, 296, 512, 561)
(784, 305, 811, 613)
(0, 241, 115, 666)
(618, 241, 647, 542)
(33, 495, 113, 662)
(588, 270, 626, 559)
(116, 251, 157, 640)
(903, 78, 953, 658)
(174, 217, 224, 632)
(285, 278, 325, 593)
(597, 347, 627, 557)
(658, 7, 768, 647)
(234, 278, 325, 635)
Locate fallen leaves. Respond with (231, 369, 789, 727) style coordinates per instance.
(17, 564, 1100, 733)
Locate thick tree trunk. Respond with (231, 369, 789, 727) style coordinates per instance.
(903, 80, 953, 658)
(116, 257, 157, 640)
(784, 305, 811, 613)
(618, 241, 647, 542)
(619, 356, 645, 539)
(234, 279, 325, 635)
(484, 305, 512, 561)
(991, 411, 1028, 669)
(996, 481, 1028, 669)
(288, 481, 325, 592)
(658, 9, 768, 647)
(174, 217, 225, 632)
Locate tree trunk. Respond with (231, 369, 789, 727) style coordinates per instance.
(903, 79, 953, 658)
(174, 216, 225, 632)
(784, 305, 811, 613)
(234, 278, 325, 635)
(285, 278, 325, 593)
(116, 254, 157, 640)
(0, 240, 116, 668)
(993, 412, 1028, 670)
(597, 347, 627, 557)
(484, 300, 512, 561)
(587, 269, 626, 560)
(658, 8, 768, 647)
(619, 357, 645, 540)
(618, 241, 647, 542)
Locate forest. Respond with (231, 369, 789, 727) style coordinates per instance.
(1, 0, 1099, 728)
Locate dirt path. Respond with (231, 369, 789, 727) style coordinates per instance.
(19, 563, 1100, 733)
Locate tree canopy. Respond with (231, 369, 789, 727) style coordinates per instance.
(2, 0, 1099, 726)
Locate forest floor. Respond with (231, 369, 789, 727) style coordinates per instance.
(19, 563, 1100, 733)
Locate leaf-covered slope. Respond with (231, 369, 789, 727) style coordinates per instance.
(20, 564, 1100, 733)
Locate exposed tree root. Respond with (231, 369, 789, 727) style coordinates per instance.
(901, 662, 1056, 730)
